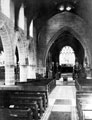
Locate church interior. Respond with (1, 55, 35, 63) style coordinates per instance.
(0, 0, 92, 120)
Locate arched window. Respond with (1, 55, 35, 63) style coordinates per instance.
(1, 0, 10, 18)
(18, 4, 24, 30)
(59, 46, 75, 65)
(30, 20, 33, 37)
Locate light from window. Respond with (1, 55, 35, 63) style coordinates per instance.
(66, 6, 72, 11)
(30, 20, 33, 37)
(59, 46, 75, 65)
(18, 4, 24, 30)
(59, 5, 64, 11)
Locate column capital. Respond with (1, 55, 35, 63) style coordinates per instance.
(5, 64, 15, 67)
(20, 64, 28, 66)
(5, 65, 15, 85)
(28, 64, 36, 67)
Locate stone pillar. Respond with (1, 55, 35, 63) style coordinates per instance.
(20, 65, 28, 82)
(5, 65, 15, 85)
(27, 33, 37, 79)
(38, 67, 46, 77)
(24, 16, 27, 36)
(27, 50, 36, 79)
(37, 60, 46, 77)
(27, 65, 36, 79)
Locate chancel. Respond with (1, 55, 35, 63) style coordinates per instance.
(0, 0, 92, 120)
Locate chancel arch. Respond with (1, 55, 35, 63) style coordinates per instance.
(38, 12, 92, 69)
(46, 31, 85, 68)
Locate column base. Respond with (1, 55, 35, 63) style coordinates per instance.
(5, 65, 15, 85)
(20, 65, 28, 82)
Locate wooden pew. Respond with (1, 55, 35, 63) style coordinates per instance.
(16, 79, 54, 106)
(0, 90, 43, 120)
(76, 91, 92, 120)
(12, 102, 39, 120)
(17, 78, 56, 94)
(75, 78, 92, 91)
(0, 107, 33, 120)
(75, 78, 92, 120)
(0, 78, 56, 120)
(10, 96, 44, 116)
(12, 91, 47, 110)
(16, 78, 56, 107)
(4, 90, 47, 111)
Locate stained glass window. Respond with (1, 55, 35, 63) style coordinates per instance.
(59, 46, 75, 65)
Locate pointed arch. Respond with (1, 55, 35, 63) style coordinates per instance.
(38, 12, 92, 67)
(0, 21, 14, 65)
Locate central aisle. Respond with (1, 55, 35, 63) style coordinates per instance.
(41, 80, 77, 120)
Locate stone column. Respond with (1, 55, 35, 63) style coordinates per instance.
(24, 16, 27, 37)
(38, 67, 46, 77)
(27, 65, 36, 79)
(27, 30, 37, 79)
(20, 64, 28, 82)
(27, 48, 36, 79)
(5, 65, 15, 85)
(37, 60, 46, 77)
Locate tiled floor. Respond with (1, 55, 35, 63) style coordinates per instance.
(41, 79, 77, 120)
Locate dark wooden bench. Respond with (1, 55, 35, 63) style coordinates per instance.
(2, 90, 47, 111)
(76, 91, 92, 120)
(15, 78, 56, 108)
(12, 91, 47, 110)
(75, 78, 92, 91)
(16, 78, 56, 94)
(10, 96, 43, 116)
(11, 102, 38, 120)
(0, 78, 56, 120)
(0, 90, 44, 120)
(0, 107, 33, 120)
(16, 79, 55, 106)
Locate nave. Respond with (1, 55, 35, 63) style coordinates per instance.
(41, 79, 77, 120)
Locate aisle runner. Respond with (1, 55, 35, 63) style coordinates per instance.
(48, 112, 71, 120)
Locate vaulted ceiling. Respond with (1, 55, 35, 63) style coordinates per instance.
(13, 0, 79, 33)
(13, 0, 92, 38)
(13, 0, 79, 19)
